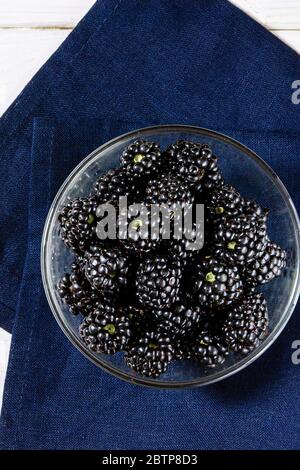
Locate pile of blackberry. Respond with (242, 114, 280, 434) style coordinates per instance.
(57, 139, 287, 379)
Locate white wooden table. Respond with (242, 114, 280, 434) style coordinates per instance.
(0, 0, 299, 410)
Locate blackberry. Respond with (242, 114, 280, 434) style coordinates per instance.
(124, 304, 153, 339)
(188, 257, 243, 308)
(243, 198, 269, 221)
(165, 221, 204, 263)
(145, 174, 194, 206)
(222, 292, 269, 355)
(193, 330, 228, 368)
(57, 263, 100, 316)
(79, 304, 131, 354)
(166, 140, 223, 191)
(155, 303, 202, 337)
(58, 196, 98, 253)
(125, 331, 174, 377)
(174, 308, 217, 360)
(93, 167, 143, 205)
(126, 304, 146, 320)
(242, 241, 287, 287)
(166, 238, 195, 264)
(84, 245, 132, 295)
(213, 214, 268, 266)
(119, 205, 160, 254)
(136, 256, 182, 309)
(173, 337, 194, 360)
(204, 167, 224, 192)
(207, 185, 244, 220)
(120, 139, 162, 179)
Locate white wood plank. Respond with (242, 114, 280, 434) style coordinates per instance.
(272, 30, 300, 54)
(0, 0, 95, 27)
(230, 0, 300, 30)
(0, 29, 70, 116)
(0, 0, 299, 30)
(0, 328, 11, 411)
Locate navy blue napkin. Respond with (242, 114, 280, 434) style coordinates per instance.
(1, 118, 300, 450)
(0, 0, 300, 449)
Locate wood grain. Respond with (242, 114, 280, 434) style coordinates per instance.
(0, 1, 299, 30)
(230, 0, 300, 30)
(0, 328, 11, 409)
(0, 0, 95, 27)
(273, 30, 300, 52)
(0, 29, 69, 116)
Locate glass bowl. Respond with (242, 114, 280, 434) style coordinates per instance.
(41, 125, 300, 388)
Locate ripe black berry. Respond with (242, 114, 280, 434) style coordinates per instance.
(80, 304, 131, 354)
(125, 331, 174, 377)
(120, 205, 160, 254)
(155, 303, 202, 337)
(222, 292, 269, 355)
(193, 330, 228, 368)
(145, 174, 194, 206)
(58, 197, 98, 253)
(207, 185, 244, 220)
(84, 245, 132, 295)
(188, 256, 243, 308)
(120, 139, 162, 179)
(136, 256, 182, 309)
(165, 221, 204, 263)
(213, 214, 268, 266)
(57, 262, 100, 316)
(242, 241, 287, 287)
(92, 167, 143, 205)
(166, 140, 223, 191)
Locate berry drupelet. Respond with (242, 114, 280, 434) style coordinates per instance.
(222, 292, 269, 355)
(58, 196, 98, 253)
(242, 241, 287, 287)
(120, 139, 162, 180)
(188, 256, 243, 308)
(57, 262, 100, 316)
(80, 304, 131, 354)
(84, 245, 132, 295)
(125, 330, 174, 377)
(136, 256, 182, 309)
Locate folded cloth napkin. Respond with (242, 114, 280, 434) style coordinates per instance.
(0, 0, 300, 449)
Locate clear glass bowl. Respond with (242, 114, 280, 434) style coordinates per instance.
(41, 125, 300, 388)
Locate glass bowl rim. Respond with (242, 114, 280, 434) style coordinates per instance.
(41, 124, 300, 389)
